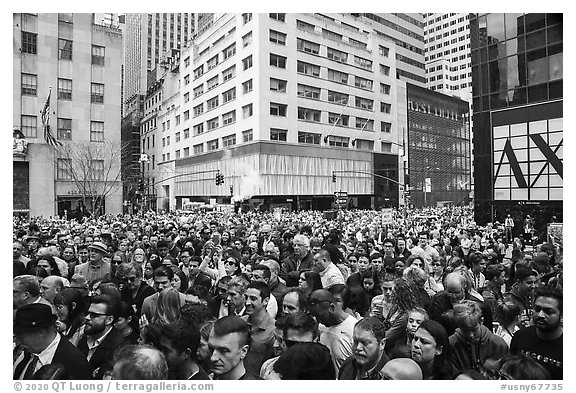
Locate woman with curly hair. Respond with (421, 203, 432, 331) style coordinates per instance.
(382, 277, 420, 352)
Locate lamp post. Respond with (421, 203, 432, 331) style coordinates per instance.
(139, 154, 150, 215)
(423, 166, 440, 208)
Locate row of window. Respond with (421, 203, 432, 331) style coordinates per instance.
(429, 82, 472, 91)
(21, 74, 105, 103)
(19, 115, 105, 141)
(57, 158, 104, 181)
(21, 31, 106, 65)
(426, 52, 471, 62)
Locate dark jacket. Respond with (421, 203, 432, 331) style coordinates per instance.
(338, 352, 390, 380)
(449, 325, 508, 373)
(427, 291, 493, 336)
(78, 327, 127, 379)
(280, 252, 313, 281)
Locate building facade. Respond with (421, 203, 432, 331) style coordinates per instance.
(470, 13, 562, 229)
(13, 13, 123, 217)
(142, 13, 406, 211)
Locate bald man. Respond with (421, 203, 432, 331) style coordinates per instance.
(381, 358, 423, 380)
(40, 276, 64, 304)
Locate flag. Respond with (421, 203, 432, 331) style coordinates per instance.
(41, 88, 62, 147)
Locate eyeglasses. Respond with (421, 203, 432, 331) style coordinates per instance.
(485, 369, 512, 380)
(87, 311, 109, 318)
(224, 260, 237, 265)
(119, 276, 138, 283)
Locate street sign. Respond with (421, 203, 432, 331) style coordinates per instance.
(381, 208, 394, 225)
(334, 191, 348, 198)
(424, 178, 431, 193)
(335, 197, 348, 205)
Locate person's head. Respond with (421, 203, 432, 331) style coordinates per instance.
(308, 289, 341, 327)
(197, 321, 214, 365)
(361, 269, 378, 292)
(88, 241, 108, 264)
(391, 277, 418, 312)
(379, 273, 395, 302)
(132, 247, 146, 265)
(153, 265, 175, 293)
(178, 247, 193, 267)
(491, 354, 551, 380)
(396, 236, 407, 252)
(245, 281, 270, 316)
(403, 265, 428, 288)
(312, 249, 331, 272)
(452, 300, 483, 342)
(261, 259, 281, 283)
(352, 317, 386, 370)
(283, 311, 318, 349)
(13, 241, 25, 259)
(292, 234, 310, 259)
(115, 301, 135, 332)
(411, 320, 450, 372)
(13, 303, 58, 354)
(282, 288, 307, 316)
(327, 284, 351, 311)
(39, 275, 64, 304)
(112, 345, 168, 380)
(116, 262, 143, 292)
(13, 275, 41, 309)
(357, 255, 370, 273)
(208, 315, 250, 377)
(62, 246, 76, 261)
(407, 307, 429, 336)
(514, 267, 538, 295)
(226, 275, 249, 311)
(381, 358, 423, 380)
(159, 319, 201, 371)
(77, 244, 90, 263)
(170, 267, 188, 293)
(418, 231, 429, 248)
(468, 252, 487, 275)
(251, 264, 271, 285)
(274, 342, 335, 380)
(485, 264, 506, 286)
(53, 287, 85, 325)
(138, 323, 162, 347)
(406, 254, 425, 271)
(154, 288, 182, 325)
(532, 286, 562, 333)
(495, 301, 521, 328)
(298, 270, 322, 294)
(382, 238, 395, 256)
(35, 255, 58, 276)
(84, 294, 121, 337)
(156, 240, 170, 258)
(445, 272, 467, 305)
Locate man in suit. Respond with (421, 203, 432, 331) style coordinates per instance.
(77, 294, 127, 379)
(74, 241, 111, 286)
(13, 275, 55, 314)
(280, 234, 314, 281)
(13, 303, 92, 379)
(141, 266, 187, 322)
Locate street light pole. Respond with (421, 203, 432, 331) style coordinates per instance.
(139, 154, 150, 216)
(423, 166, 440, 208)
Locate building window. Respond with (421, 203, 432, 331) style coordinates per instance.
(58, 39, 73, 60)
(328, 112, 349, 127)
(193, 144, 204, 154)
(90, 121, 104, 142)
(193, 85, 203, 98)
(380, 64, 390, 76)
(194, 65, 204, 79)
(242, 55, 253, 70)
(243, 129, 253, 142)
(269, 13, 286, 21)
(166, 120, 170, 130)
(207, 75, 219, 90)
(184, 92, 190, 103)
(328, 91, 348, 105)
(58, 13, 73, 23)
(242, 13, 252, 24)
(381, 122, 392, 133)
(242, 79, 253, 94)
(380, 102, 391, 113)
(207, 55, 219, 70)
(207, 96, 219, 111)
(91, 83, 104, 104)
(327, 47, 348, 63)
(207, 117, 219, 131)
(270, 103, 287, 117)
(355, 139, 374, 150)
(91, 45, 105, 66)
(184, 74, 190, 85)
(380, 83, 391, 95)
(379, 45, 390, 57)
(298, 107, 321, 122)
(184, 56, 190, 67)
(297, 84, 320, 99)
(175, 132, 181, 142)
(355, 97, 373, 110)
(222, 88, 236, 103)
(175, 150, 181, 159)
(57, 159, 73, 180)
(243, 104, 253, 118)
(193, 104, 203, 117)
(354, 55, 372, 70)
(166, 136, 170, 145)
(327, 69, 348, 84)
(222, 110, 236, 125)
(20, 115, 37, 138)
(21, 73, 37, 96)
(184, 128, 190, 139)
(270, 78, 287, 92)
(270, 128, 287, 141)
(355, 117, 374, 131)
(381, 141, 392, 152)
(57, 118, 72, 141)
(296, 38, 320, 54)
(297, 61, 320, 77)
(270, 53, 287, 68)
(207, 139, 219, 151)
(223, 43, 236, 60)
(193, 124, 204, 136)
(355, 76, 373, 90)
(184, 110, 190, 120)
(269, 30, 287, 45)
(298, 131, 321, 145)
(222, 65, 236, 82)
(184, 147, 190, 156)
(327, 135, 349, 147)
(242, 31, 253, 47)
(21, 31, 37, 54)
(296, 19, 315, 32)
(223, 134, 236, 147)
(175, 115, 181, 126)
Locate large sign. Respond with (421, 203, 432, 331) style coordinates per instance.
(381, 208, 394, 225)
(493, 118, 562, 201)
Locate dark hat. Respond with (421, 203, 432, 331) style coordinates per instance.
(14, 304, 57, 334)
(88, 241, 108, 254)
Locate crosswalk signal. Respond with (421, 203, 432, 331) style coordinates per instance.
(332, 172, 337, 183)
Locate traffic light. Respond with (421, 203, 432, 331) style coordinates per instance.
(139, 179, 145, 191)
(230, 185, 234, 196)
(332, 172, 337, 183)
(215, 172, 224, 186)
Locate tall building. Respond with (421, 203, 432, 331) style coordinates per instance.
(470, 13, 562, 229)
(423, 13, 472, 102)
(13, 13, 123, 217)
(142, 13, 404, 211)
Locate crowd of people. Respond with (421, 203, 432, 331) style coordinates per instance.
(13, 205, 563, 380)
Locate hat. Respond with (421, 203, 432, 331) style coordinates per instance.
(88, 241, 108, 254)
(70, 273, 88, 289)
(14, 304, 57, 334)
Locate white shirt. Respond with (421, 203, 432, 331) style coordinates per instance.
(319, 263, 345, 289)
(319, 315, 357, 373)
(14, 333, 61, 379)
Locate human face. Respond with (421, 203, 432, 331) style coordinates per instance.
(119, 240, 129, 253)
(234, 240, 243, 250)
(282, 292, 301, 315)
(473, 259, 487, 274)
(407, 311, 426, 335)
(159, 335, 187, 369)
(352, 327, 383, 369)
(172, 275, 182, 291)
(84, 303, 112, 336)
(293, 239, 308, 258)
(40, 280, 60, 304)
(36, 260, 52, 275)
(179, 251, 191, 266)
(397, 239, 406, 251)
(446, 278, 465, 305)
(371, 258, 383, 272)
(363, 278, 375, 292)
(357, 257, 370, 273)
(456, 317, 482, 342)
(89, 249, 104, 263)
(272, 327, 284, 357)
(114, 316, 131, 332)
(245, 288, 267, 315)
(298, 273, 309, 291)
(224, 258, 238, 275)
(381, 281, 394, 302)
(154, 275, 172, 292)
(284, 328, 315, 347)
(55, 302, 70, 322)
(226, 287, 245, 310)
(14, 330, 45, 354)
(432, 261, 443, 275)
(133, 249, 146, 263)
(221, 232, 230, 243)
(144, 263, 154, 279)
(62, 248, 75, 261)
(208, 331, 248, 376)
(520, 275, 537, 294)
(383, 243, 394, 256)
(308, 296, 332, 326)
(395, 261, 405, 275)
(411, 327, 440, 365)
(411, 259, 423, 269)
(189, 258, 200, 276)
(533, 296, 562, 332)
(78, 248, 89, 262)
(13, 242, 23, 258)
(13, 282, 29, 309)
(197, 336, 212, 364)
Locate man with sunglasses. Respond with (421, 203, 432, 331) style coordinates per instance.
(78, 294, 127, 379)
(117, 262, 155, 333)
